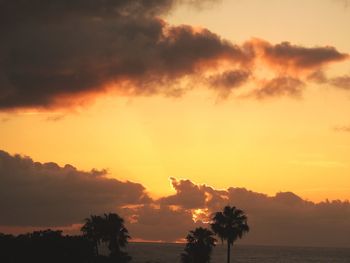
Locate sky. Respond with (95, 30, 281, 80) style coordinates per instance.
(1, 0, 350, 246)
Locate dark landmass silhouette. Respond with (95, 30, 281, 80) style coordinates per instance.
(0, 208, 250, 263)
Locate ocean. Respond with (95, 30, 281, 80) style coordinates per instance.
(126, 242, 350, 263)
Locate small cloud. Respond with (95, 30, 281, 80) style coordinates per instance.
(208, 70, 250, 98)
(333, 0, 350, 8)
(253, 76, 305, 99)
(308, 71, 350, 90)
(307, 70, 328, 84)
(1, 117, 11, 123)
(334, 125, 350, 132)
(247, 38, 348, 74)
(45, 114, 66, 122)
(329, 75, 350, 90)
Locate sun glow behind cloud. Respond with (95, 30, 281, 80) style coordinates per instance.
(2, 151, 349, 247)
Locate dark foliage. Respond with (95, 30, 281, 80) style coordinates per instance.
(0, 213, 132, 263)
(0, 230, 94, 263)
(211, 206, 249, 263)
(81, 213, 131, 262)
(181, 227, 216, 263)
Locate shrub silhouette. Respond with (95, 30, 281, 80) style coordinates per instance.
(0, 229, 94, 263)
(181, 227, 216, 263)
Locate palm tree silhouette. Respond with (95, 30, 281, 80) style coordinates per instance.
(101, 213, 130, 258)
(211, 206, 249, 263)
(181, 227, 216, 263)
(81, 213, 130, 260)
(81, 215, 104, 256)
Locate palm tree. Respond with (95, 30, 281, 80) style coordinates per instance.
(181, 227, 216, 263)
(81, 215, 104, 256)
(101, 213, 130, 258)
(211, 206, 249, 263)
(81, 213, 131, 261)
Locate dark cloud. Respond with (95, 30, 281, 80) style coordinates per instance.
(0, 0, 246, 110)
(329, 75, 350, 90)
(1, 151, 350, 247)
(227, 189, 350, 247)
(307, 71, 350, 90)
(250, 39, 348, 72)
(160, 177, 207, 209)
(121, 204, 203, 242)
(253, 77, 305, 99)
(245, 39, 349, 76)
(0, 0, 174, 24)
(159, 178, 350, 247)
(244, 39, 349, 99)
(0, 150, 150, 226)
(3, 1, 348, 109)
(208, 70, 250, 98)
(307, 70, 329, 84)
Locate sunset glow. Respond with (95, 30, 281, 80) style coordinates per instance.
(1, 0, 350, 248)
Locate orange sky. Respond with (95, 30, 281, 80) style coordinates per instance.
(1, 85, 350, 202)
(1, 0, 350, 203)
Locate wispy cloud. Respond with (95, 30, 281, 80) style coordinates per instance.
(289, 160, 347, 168)
(333, 0, 350, 8)
(334, 125, 350, 132)
(252, 76, 305, 99)
(330, 75, 350, 90)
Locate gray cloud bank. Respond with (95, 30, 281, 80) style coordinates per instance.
(159, 178, 350, 247)
(0, 0, 349, 110)
(1, 150, 350, 247)
(0, 150, 150, 226)
(0, 0, 246, 109)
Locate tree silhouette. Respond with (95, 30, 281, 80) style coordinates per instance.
(81, 215, 104, 256)
(211, 206, 249, 263)
(101, 213, 130, 260)
(181, 227, 216, 263)
(81, 213, 131, 262)
(0, 229, 94, 263)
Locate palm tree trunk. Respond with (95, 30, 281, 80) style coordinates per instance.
(94, 242, 99, 257)
(227, 241, 231, 263)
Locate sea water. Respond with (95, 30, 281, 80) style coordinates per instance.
(127, 242, 350, 263)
